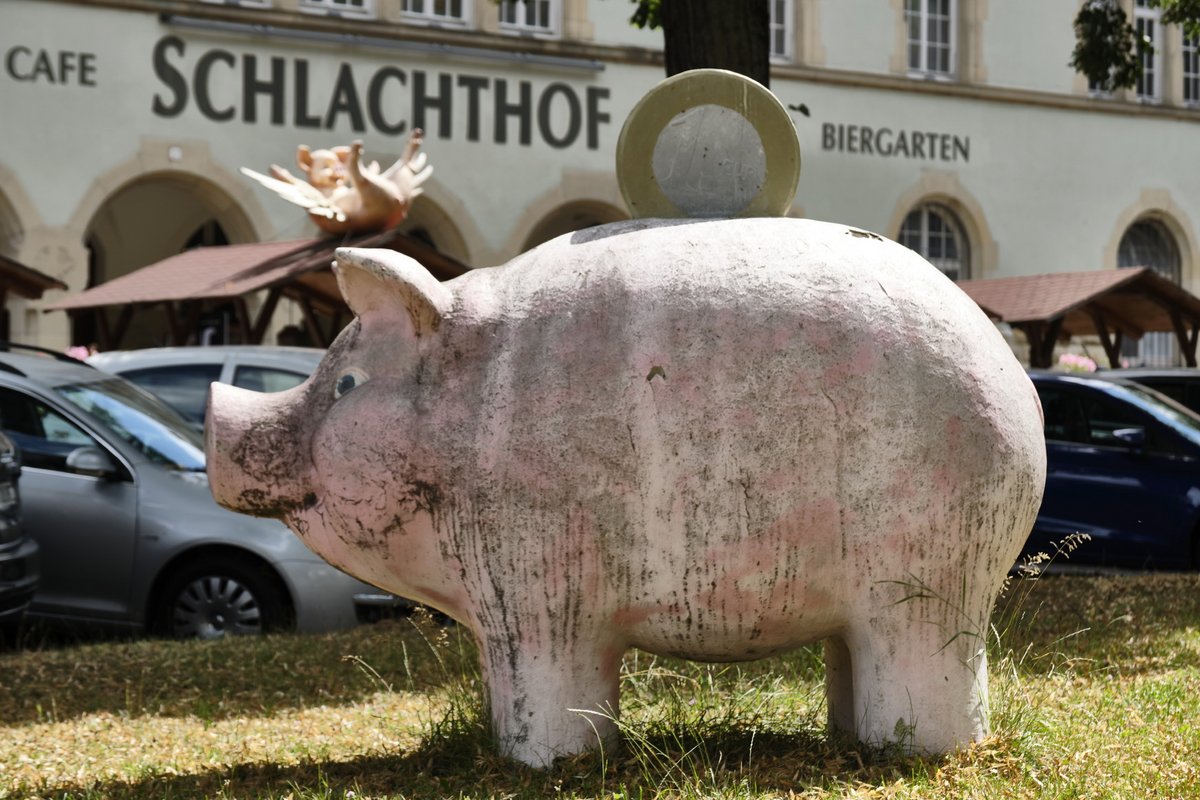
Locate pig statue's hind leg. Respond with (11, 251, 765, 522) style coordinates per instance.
(479, 633, 624, 767)
(838, 593, 992, 754)
(823, 636, 857, 739)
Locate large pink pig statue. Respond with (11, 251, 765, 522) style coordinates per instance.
(207, 217, 1045, 767)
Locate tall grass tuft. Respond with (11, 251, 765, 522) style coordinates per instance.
(987, 532, 1092, 754)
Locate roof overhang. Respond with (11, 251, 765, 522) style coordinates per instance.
(0, 253, 68, 300)
(46, 229, 469, 315)
(44, 229, 471, 349)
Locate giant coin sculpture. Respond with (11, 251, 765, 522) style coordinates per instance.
(207, 70, 1046, 767)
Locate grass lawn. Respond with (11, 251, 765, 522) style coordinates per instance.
(1, 573, 1199, 799)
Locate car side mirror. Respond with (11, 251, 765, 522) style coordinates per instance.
(1112, 427, 1146, 450)
(66, 446, 118, 478)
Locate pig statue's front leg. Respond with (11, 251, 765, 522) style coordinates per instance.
(478, 630, 624, 767)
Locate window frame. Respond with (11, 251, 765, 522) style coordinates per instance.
(400, 0, 472, 29)
(769, 0, 795, 63)
(1118, 217, 1183, 366)
(905, 0, 957, 79)
(297, 0, 375, 19)
(497, 0, 560, 37)
(197, 0, 271, 7)
(1134, 0, 1163, 103)
(898, 203, 971, 281)
(1118, 218, 1181, 280)
(1184, 31, 1200, 107)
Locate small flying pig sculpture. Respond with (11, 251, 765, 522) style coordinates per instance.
(241, 131, 431, 235)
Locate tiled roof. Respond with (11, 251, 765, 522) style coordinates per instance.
(46, 231, 469, 312)
(957, 267, 1200, 337)
(957, 269, 1142, 324)
(46, 239, 322, 311)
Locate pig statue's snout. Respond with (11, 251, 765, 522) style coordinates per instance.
(206, 381, 309, 519)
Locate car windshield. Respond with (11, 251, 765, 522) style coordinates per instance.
(55, 379, 206, 471)
(1111, 380, 1200, 447)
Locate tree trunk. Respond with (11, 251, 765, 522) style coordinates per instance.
(660, 0, 771, 88)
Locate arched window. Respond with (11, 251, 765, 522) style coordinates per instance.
(1119, 218, 1182, 366)
(898, 203, 970, 280)
(1118, 219, 1180, 278)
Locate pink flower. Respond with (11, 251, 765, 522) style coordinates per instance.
(1057, 353, 1097, 373)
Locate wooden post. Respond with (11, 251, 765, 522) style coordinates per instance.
(108, 304, 134, 350)
(1088, 309, 1123, 368)
(233, 298, 252, 345)
(1168, 310, 1199, 367)
(162, 302, 184, 346)
(298, 296, 327, 347)
(250, 287, 283, 345)
(1021, 318, 1064, 369)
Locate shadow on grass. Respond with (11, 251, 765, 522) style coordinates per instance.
(29, 722, 952, 800)
(0, 616, 474, 725)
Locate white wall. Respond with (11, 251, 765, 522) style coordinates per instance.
(984, 0, 1082, 94)
(585, 0, 663, 49)
(819, 0, 897, 76)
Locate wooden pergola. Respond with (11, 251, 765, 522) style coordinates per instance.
(45, 229, 469, 350)
(956, 268, 1200, 368)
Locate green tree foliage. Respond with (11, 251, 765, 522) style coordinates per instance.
(628, 0, 661, 30)
(1071, 0, 1200, 91)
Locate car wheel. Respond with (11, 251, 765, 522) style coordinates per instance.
(154, 556, 291, 640)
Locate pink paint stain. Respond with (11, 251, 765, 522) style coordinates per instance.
(822, 341, 878, 390)
(611, 604, 674, 628)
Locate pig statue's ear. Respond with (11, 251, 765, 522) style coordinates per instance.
(333, 248, 453, 336)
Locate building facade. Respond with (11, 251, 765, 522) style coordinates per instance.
(2, 0, 1198, 358)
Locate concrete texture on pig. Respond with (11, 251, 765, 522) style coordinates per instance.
(207, 216, 1046, 767)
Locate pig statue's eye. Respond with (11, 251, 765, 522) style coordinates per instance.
(333, 367, 369, 400)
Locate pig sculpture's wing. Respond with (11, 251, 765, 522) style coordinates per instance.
(239, 167, 347, 222)
(381, 130, 433, 202)
(333, 248, 453, 336)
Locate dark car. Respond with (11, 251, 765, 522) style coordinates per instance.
(1098, 367, 1200, 417)
(1029, 370, 1200, 570)
(0, 428, 38, 642)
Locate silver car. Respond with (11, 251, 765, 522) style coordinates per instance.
(89, 346, 325, 433)
(0, 346, 393, 638)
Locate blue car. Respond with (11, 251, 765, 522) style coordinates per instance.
(1028, 371, 1200, 570)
